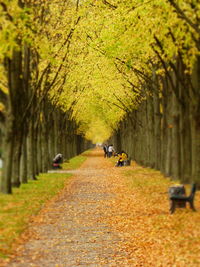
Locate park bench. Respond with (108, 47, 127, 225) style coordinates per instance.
(123, 157, 131, 166)
(169, 183, 196, 214)
(52, 163, 62, 169)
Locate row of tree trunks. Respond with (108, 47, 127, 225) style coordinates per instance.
(0, 97, 92, 194)
(0, 1, 93, 194)
(110, 56, 200, 185)
(0, 46, 93, 194)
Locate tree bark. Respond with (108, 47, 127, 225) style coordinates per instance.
(20, 135, 28, 183)
(0, 111, 14, 194)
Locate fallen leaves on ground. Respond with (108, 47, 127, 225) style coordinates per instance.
(1, 150, 200, 266)
(105, 161, 200, 266)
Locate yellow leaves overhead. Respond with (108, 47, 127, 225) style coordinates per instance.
(59, 46, 135, 142)
(1, 0, 199, 142)
(49, 0, 199, 142)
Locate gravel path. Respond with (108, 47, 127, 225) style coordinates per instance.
(7, 150, 133, 267)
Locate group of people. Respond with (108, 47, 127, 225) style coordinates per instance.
(103, 144, 115, 158)
(52, 146, 129, 170)
(103, 144, 129, 167)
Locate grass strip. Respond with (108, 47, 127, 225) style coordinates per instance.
(0, 152, 88, 259)
(62, 153, 87, 170)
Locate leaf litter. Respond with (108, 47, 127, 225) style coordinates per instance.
(2, 149, 200, 266)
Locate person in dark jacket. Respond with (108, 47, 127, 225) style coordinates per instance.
(52, 153, 63, 169)
(103, 144, 108, 158)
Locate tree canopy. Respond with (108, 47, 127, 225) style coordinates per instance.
(0, 0, 199, 143)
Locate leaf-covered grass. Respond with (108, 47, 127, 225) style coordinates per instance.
(0, 153, 87, 259)
(107, 163, 200, 266)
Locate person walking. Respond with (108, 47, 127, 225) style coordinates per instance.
(107, 144, 114, 158)
(103, 144, 108, 158)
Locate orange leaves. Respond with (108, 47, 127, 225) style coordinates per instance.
(105, 162, 200, 266)
(1, 150, 200, 266)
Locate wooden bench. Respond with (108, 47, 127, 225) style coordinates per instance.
(123, 157, 131, 166)
(169, 183, 196, 214)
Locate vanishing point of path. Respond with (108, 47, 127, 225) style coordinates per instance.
(7, 149, 136, 267)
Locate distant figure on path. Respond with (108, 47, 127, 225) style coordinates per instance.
(107, 144, 115, 158)
(103, 144, 108, 158)
(52, 153, 63, 169)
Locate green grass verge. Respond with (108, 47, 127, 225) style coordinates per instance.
(62, 155, 87, 170)
(0, 152, 88, 259)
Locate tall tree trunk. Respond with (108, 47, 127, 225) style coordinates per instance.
(0, 48, 26, 193)
(37, 123, 43, 173)
(153, 89, 161, 170)
(171, 90, 181, 180)
(191, 56, 200, 185)
(27, 119, 37, 180)
(147, 95, 155, 168)
(0, 111, 14, 194)
(20, 135, 28, 183)
(11, 132, 23, 187)
(161, 77, 170, 176)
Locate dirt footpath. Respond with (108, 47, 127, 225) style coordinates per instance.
(7, 150, 135, 267)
